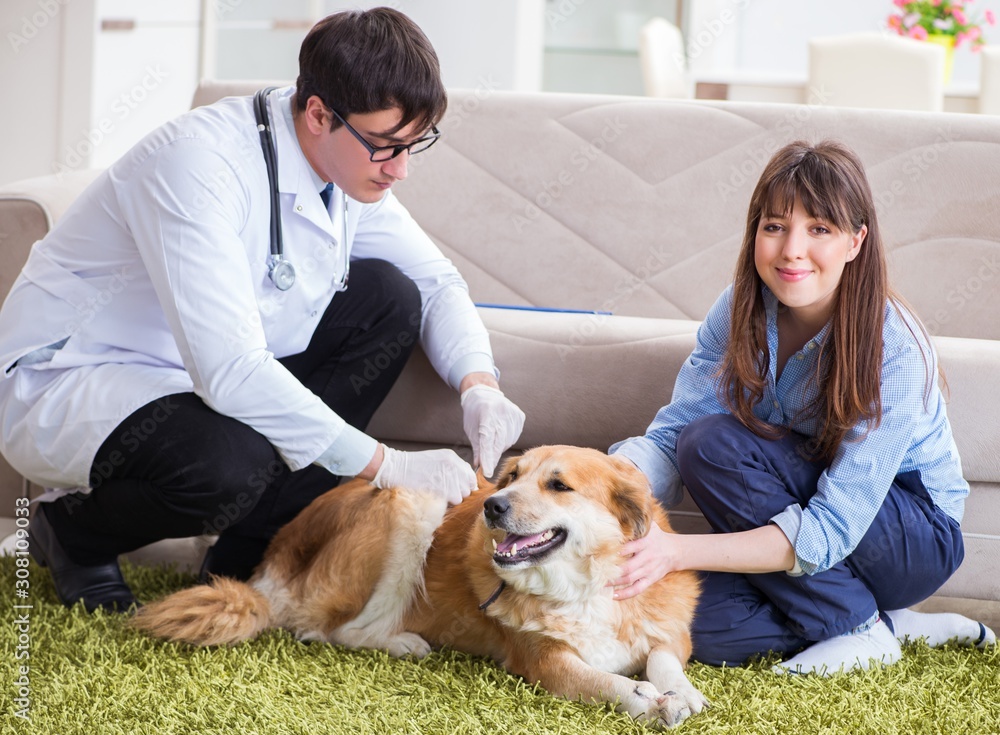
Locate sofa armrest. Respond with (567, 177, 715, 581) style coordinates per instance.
(0, 170, 104, 229)
(933, 336, 1000, 485)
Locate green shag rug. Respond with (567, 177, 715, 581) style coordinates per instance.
(3, 557, 998, 735)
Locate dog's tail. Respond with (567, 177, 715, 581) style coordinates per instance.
(131, 576, 271, 646)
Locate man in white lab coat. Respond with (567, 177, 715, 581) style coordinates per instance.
(0, 8, 524, 612)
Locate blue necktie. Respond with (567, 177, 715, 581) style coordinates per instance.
(320, 182, 334, 211)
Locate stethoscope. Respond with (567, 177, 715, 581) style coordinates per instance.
(254, 87, 349, 292)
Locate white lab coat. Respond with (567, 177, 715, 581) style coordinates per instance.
(0, 86, 494, 489)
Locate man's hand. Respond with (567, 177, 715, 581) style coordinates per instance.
(371, 445, 476, 506)
(611, 522, 682, 600)
(459, 381, 525, 477)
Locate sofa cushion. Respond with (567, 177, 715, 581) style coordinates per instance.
(392, 91, 1000, 342)
(181, 81, 1000, 340)
(368, 308, 700, 451)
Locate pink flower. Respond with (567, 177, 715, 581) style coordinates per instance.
(886, 0, 993, 49)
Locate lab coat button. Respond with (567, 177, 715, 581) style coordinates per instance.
(295, 205, 303, 212)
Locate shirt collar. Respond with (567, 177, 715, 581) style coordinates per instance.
(267, 86, 342, 234)
(269, 86, 327, 196)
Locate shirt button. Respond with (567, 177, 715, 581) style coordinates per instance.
(807, 342, 816, 350)
(773, 400, 781, 410)
(796, 354, 804, 360)
(310, 310, 317, 317)
(296, 205, 303, 212)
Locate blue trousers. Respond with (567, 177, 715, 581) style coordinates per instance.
(677, 414, 964, 666)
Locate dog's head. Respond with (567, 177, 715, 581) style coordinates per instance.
(481, 445, 656, 591)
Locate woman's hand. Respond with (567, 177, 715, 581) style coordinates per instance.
(611, 524, 798, 601)
(610, 522, 683, 600)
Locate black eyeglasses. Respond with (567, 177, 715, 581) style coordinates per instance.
(327, 106, 440, 162)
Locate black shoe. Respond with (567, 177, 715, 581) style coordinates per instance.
(197, 543, 216, 583)
(28, 504, 140, 613)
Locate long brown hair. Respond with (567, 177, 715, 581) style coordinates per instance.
(719, 140, 925, 462)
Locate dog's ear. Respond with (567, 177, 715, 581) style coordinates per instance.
(608, 457, 654, 541)
(475, 468, 492, 492)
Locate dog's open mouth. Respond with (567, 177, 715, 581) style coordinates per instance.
(492, 528, 567, 566)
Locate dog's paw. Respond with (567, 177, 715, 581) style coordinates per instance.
(647, 685, 709, 729)
(622, 681, 662, 721)
(384, 632, 432, 658)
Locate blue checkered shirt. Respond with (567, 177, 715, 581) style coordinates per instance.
(611, 284, 969, 575)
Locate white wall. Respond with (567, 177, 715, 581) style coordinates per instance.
(0, 0, 71, 185)
(2, 0, 545, 186)
(210, 1, 545, 94)
(402, 0, 544, 92)
(0, 0, 201, 186)
(4, 0, 999, 186)
(686, 0, 1000, 85)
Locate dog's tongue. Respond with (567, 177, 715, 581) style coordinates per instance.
(497, 532, 547, 554)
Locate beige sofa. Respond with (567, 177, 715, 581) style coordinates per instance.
(2, 82, 998, 624)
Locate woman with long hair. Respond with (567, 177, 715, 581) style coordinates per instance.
(611, 140, 994, 674)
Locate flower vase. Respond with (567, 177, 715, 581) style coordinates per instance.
(925, 34, 956, 86)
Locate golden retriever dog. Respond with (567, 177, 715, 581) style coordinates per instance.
(134, 445, 707, 728)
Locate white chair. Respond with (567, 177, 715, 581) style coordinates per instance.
(808, 32, 945, 112)
(639, 17, 689, 99)
(979, 46, 1000, 114)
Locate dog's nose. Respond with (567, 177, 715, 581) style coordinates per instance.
(483, 496, 510, 523)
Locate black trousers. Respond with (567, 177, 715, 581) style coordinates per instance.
(43, 259, 421, 578)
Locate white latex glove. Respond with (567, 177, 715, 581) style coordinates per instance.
(460, 384, 526, 477)
(372, 445, 476, 506)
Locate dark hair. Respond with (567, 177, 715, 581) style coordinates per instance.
(719, 140, 928, 462)
(295, 7, 447, 135)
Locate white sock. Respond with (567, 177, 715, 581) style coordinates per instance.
(773, 619, 901, 676)
(884, 608, 997, 649)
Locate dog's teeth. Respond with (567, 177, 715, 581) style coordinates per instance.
(511, 543, 518, 555)
(492, 539, 498, 551)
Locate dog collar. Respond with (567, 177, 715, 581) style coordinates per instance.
(478, 581, 507, 611)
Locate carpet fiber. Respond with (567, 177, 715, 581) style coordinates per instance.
(4, 557, 998, 734)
